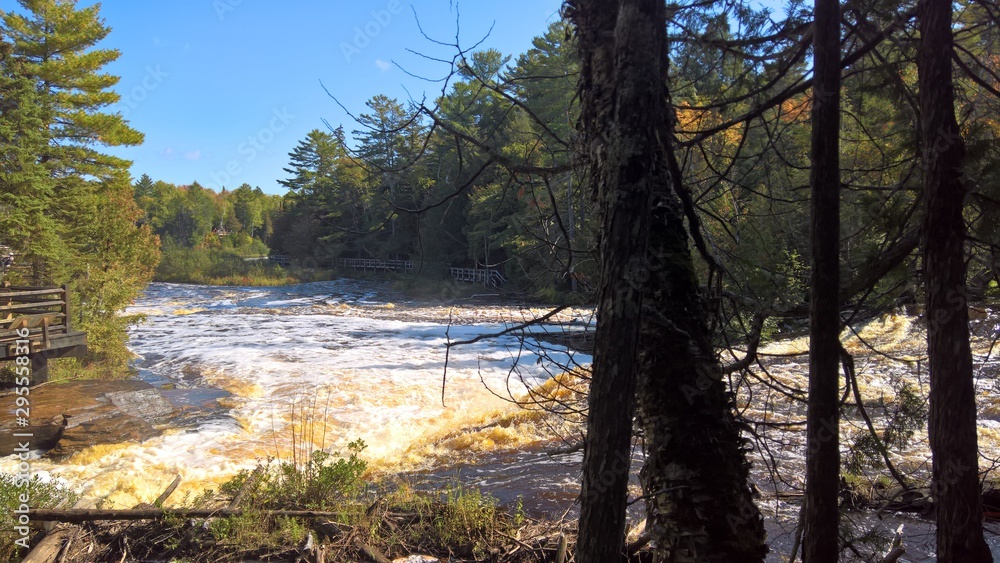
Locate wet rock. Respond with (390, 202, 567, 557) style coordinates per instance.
(0, 379, 173, 458)
(105, 388, 173, 419)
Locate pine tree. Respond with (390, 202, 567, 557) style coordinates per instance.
(918, 0, 992, 558)
(1, 0, 158, 373)
(0, 32, 66, 281)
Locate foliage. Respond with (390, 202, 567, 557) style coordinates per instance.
(0, 1, 159, 375)
(192, 443, 517, 561)
(134, 178, 290, 285)
(220, 440, 369, 511)
(266, 23, 591, 298)
(845, 381, 928, 477)
(377, 483, 509, 560)
(0, 474, 78, 562)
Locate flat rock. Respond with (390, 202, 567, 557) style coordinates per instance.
(0, 379, 173, 458)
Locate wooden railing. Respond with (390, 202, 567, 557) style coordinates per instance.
(0, 285, 87, 382)
(449, 268, 507, 288)
(0, 285, 72, 348)
(337, 258, 507, 287)
(338, 258, 415, 273)
(241, 255, 290, 266)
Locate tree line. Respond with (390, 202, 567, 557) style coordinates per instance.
(131, 177, 287, 285)
(270, 27, 589, 296)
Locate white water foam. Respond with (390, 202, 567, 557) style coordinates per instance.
(2, 281, 590, 507)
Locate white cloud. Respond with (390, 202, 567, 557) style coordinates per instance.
(183, 150, 202, 161)
(159, 147, 176, 160)
(374, 59, 392, 71)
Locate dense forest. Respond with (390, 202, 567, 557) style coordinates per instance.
(132, 177, 288, 285)
(2, 0, 1000, 560)
(140, 11, 999, 307)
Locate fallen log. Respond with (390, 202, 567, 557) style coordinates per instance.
(227, 466, 264, 510)
(20, 526, 77, 563)
(29, 508, 346, 523)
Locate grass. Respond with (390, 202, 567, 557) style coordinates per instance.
(155, 244, 300, 286)
(95, 441, 529, 562)
(0, 474, 79, 562)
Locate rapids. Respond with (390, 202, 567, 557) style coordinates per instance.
(1, 281, 591, 510)
(4, 280, 1000, 561)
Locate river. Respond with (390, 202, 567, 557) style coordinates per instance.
(5, 281, 588, 510)
(6, 280, 1000, 561)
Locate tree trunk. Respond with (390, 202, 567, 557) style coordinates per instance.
(572, 1, 768, 560)
(918, 0, 992, 560)
(803, 0, 842, 558)
(632, 32, 768, 563)
(636, 191, 769, 562)
(573, 1, 649, 561)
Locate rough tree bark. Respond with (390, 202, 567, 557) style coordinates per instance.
(572, 0, 768, 561)
(573, 1, 651, 560)
(633, 7, 768, 563)
(918, 0, 993, 560)
(803, 0, 842, 558)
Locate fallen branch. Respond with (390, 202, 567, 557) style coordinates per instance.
(227, 466, 264, 510)
(154, 475, 181, 507)
(21, 526, 79, 563)
(546, 442, 584, 456)
(29, 508, 347, 523)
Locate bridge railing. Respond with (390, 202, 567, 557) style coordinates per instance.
(0, 285, 72, 349)
(0, 284, 87, 383)
(339, 258, 414, 273)
(337, 258, 508, 288)
(449, 268, 507, 288)
(241, 255, 290, 266)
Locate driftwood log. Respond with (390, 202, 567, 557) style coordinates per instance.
(154, 475, 181, 507)
(20, 526, 77, 563)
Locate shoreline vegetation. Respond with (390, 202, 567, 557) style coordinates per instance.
(2, 452, 582, 563)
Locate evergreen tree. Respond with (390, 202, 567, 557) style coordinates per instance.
(919, 0, 992, 558)
(1, 0, 158, 373)
(0, 32, 65, 281)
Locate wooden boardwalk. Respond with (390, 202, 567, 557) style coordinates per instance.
(338, 258, 415, 273)
(0, 285, 88, 383)
(338, 258, 507, 288)
(242, 255, 290, 267)
(449, 268, 507, 288)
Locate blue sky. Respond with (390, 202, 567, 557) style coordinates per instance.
(71, 1, 565, 194)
